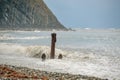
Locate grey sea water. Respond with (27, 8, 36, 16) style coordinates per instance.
(0, 29, 120, 80)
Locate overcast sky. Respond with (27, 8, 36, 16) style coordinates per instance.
(44, 0, 120, 29)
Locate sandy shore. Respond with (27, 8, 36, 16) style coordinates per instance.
(0, 64, 108, 80)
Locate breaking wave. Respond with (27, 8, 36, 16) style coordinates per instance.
(0, 43, 66, 58)
(0, 43, 120, 80)
(0, 30, 120, 80)
(0, 35, 50, 40)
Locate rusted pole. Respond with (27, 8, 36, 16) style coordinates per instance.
(50, 33, 56, 59)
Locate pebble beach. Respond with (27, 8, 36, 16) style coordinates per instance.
(0, 64, 108, 80)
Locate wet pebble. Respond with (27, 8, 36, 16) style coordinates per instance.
(0, 64, 108, 80)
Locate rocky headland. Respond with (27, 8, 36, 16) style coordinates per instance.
(0, 0, 67, 31)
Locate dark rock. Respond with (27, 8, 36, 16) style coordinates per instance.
(58, 54, 63, 59)
(0, 0, 67, 31)
(41, 53, 46, 61)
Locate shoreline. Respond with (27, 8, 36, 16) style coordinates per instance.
(0, 64, 108, 80)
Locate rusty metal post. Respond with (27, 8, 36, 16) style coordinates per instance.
(50, 33, 56, 59)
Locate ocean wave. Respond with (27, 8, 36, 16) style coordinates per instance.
(0, 43, 67, 58)
(0, 36, 50, 40)
(0, 43, 120, 80)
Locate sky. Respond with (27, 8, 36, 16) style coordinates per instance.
(44, 0, 120, 29)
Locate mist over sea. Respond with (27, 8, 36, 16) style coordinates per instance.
(0, 29, 120, 80)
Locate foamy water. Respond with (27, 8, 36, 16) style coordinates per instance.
(0, 29, 120, 80)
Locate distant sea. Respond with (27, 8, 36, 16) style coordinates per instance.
(0, 29, 120, 80)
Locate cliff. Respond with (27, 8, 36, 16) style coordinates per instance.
(0, 0, 67, 30)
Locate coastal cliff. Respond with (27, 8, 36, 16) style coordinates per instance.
(0, 0, 67, 30)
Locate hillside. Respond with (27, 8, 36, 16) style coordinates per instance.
(0, 0, 67, 30)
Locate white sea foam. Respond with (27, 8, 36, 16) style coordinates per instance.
(0, 43, 66, 58)
(0, 36, 50, 40)
(0, 43, 120, 80)
(0, 30, 120, 80)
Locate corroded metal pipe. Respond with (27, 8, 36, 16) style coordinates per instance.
(50, 33, 56, 59)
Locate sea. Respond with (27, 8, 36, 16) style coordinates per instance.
(0, 29, 120, 80)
